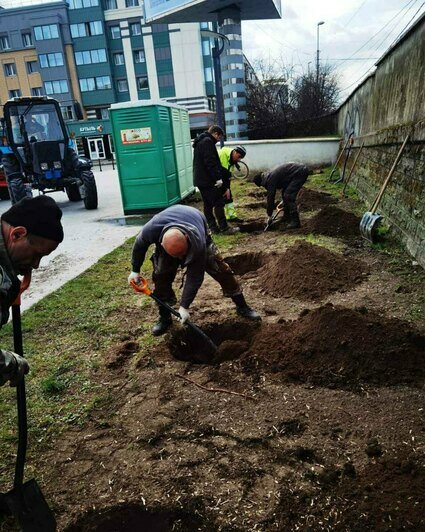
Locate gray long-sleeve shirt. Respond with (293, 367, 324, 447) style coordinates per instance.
(131, 205, 210, 308)
(263, 163, 310, 215)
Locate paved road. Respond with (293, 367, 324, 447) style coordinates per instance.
(0, 168, 142, 311)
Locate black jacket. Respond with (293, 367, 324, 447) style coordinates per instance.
(262, 163, 310, 215)
(131, 205, 210, 308)
(0, 229, 21, 381)
(193, 132, 223, 188)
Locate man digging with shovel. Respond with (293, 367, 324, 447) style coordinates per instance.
(128, 204, 261, 337)
(0, 196, 63, 388)
(254, 162, 311, 230)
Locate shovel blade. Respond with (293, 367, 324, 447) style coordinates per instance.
(360, 211, 383, 243)
(4, 479, 56, 532)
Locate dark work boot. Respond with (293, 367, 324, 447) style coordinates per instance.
(285, 208, 301, 229)
(152, 306, 172, 336)
(231, 294, 261, 321)
(220, 225, 240, 235)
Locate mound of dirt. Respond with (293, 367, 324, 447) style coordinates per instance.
(304, 205, 361, 239)
(297, 188, 337, 211)
(240, 303, 425, 388)
(257, 241, 368, 301)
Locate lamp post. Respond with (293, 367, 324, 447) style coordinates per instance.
(316, 21, 324, 84)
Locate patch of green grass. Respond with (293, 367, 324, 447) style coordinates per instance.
(274, 232, 346, 254)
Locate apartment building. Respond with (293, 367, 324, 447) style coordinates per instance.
(0, 0, 217, 159)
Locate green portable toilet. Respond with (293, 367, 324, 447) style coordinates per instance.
(109, 101, 194, 214)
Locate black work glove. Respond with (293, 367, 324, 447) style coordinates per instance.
(0, 350, 29, 387)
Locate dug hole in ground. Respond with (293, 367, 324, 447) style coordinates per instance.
(0, 170, 424, 531)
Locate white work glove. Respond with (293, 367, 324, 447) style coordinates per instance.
(178, 306, 190, 324)
(214, 179, 223, 188)
(0, 350, 29, 387)
(128, 271, 141, 285)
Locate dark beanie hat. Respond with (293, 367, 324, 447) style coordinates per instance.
(253, 173, 263, 187)
(2, 195, 64, 243)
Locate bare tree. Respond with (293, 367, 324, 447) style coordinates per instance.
(245, 58, 340, 138)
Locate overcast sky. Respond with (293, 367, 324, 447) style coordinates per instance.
(1, 0, 423, 102)
(243, 0, 424, 100)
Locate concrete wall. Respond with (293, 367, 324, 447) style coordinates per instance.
(337, 15, 425, 267)
(222, 138, 340, 173)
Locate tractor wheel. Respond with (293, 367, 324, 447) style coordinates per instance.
(66, 183, 82, 202)
(80, 170, 98, 210)
(8, 178, 32, 204)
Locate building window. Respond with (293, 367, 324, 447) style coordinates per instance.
(104, 0, 117, 8)
(0, 36, 10, 50)
(26, 61, 38, 74)
(70, 21, 103, 38)
(158, 74, 174, 88)
(130, 22, 141, 36)
(22, 33, 33, 47)
(61, 105, 74, 120)
(204, 67, 213, 82)
(154, 47, 171, 60)
(113, 53, 124, 65)
(89, 21, 103, 35)
(9, 89, 22, 98)
(117, 79, 128, 92)
(44, 80, 69, 95)
(39, 53, 64, 68)
(110, 25, 120, 39)
(69, 0, 99, 8)
(79, 76, 111, 91)
(125, 0, 139, 5)
(101, 108, 109, 119)
(34, 25, 59, 41)
(75, 49, 106, 65)
(134, 49, 145, 63)
(202, 39, 210, 56)
(137, 76, 148, 90)
(31, 87, 43, 96)
(4, 63, 16, 76)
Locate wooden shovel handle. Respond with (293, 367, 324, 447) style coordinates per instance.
(371, 135, 409, 214)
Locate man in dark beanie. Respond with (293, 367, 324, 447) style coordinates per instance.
(0, 195, 63, 387)
(253, 162, 311, 229)
(193, 125, 239, 235)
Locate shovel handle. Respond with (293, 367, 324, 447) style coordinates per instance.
(264, 203, 284, 232)
(131, 277, 217, 353)
(130, 276, 152, 296)
(370, 135, 409, 214)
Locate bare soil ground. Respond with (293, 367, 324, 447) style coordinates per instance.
(3, 180, 425, 531)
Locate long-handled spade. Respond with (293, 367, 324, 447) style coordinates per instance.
(0, 274, 57, 531)
(360, 135, 409, 242)
(130, 277, 217, 359)
(264, 202, 284, 232)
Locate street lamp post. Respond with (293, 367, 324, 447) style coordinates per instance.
(316, 21, 325, 84)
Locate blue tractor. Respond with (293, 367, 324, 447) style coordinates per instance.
(1, 96, 98, 209)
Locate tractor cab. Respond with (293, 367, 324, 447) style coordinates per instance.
(1, 96, 98, 209)
(3, 97, 67, 178)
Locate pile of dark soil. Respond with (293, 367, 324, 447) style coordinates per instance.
(257, 241, 368, 301)
(240, 303, 425, 388)
(303, 205, 361, 239)
(297, 188, 337, 211)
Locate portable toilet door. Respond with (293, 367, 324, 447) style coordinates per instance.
(109, 101, 180, 214)
(169, 106, 194, 199)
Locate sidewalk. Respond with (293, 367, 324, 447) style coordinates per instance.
(0, 168, 141, 311)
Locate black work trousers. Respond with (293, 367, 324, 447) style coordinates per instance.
(151, 239, 241, 307)
(198, 186, 228, 231)
(281, 169, 309, 211)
